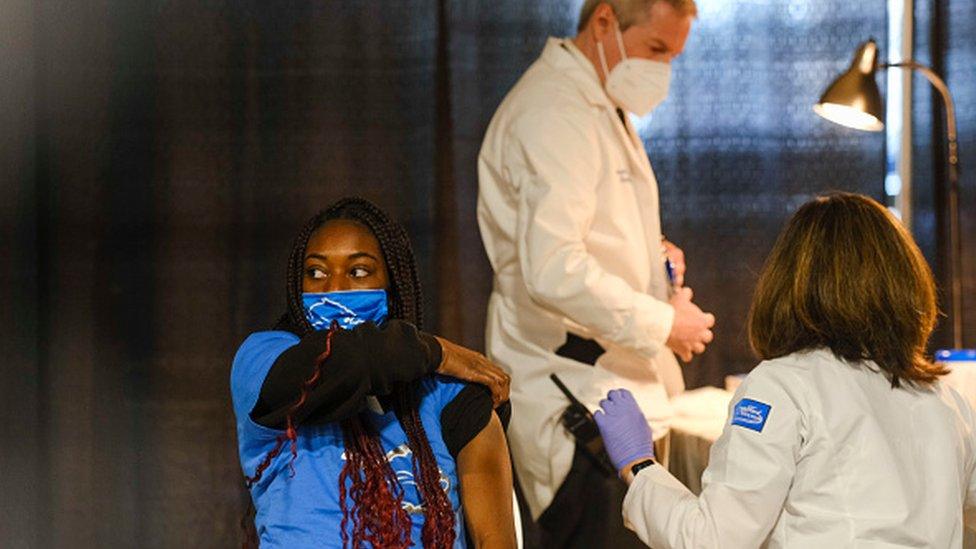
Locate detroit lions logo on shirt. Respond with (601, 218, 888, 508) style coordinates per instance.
(387, 444, 451, 515)
(342, 443, 452, 516)
(731, 398, 771, 432)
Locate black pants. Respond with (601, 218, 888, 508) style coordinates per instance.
(522, 444, 648, 549)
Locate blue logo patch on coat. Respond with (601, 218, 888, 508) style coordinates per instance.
(731, 398, 771, 432)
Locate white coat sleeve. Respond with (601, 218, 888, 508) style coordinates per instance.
(966, 464, 976, 529)
(510, 109, 674, 359)
(961, 400, 976, 528)
(622, 365, 804, 548)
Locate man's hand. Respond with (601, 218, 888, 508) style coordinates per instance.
(435, 336, 511, 407)
(666, 287, 715, 362)
(662, 239, 686, 287)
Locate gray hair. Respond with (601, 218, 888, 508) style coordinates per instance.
(577, 0, 697, 32)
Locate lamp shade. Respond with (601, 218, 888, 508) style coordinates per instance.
(814, 40, 885, 131)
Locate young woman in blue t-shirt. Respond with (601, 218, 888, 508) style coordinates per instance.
(231, 198, 516, 548)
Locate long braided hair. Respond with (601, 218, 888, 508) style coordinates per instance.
(244, 198, 456, 548)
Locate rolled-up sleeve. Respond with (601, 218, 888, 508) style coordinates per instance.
(251, 321, 442, 428)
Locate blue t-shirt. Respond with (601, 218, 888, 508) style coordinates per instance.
(231, 331, 469, 548)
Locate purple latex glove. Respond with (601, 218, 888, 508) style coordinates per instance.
(593, 389, 655, 472)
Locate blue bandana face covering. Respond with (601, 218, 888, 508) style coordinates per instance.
(302, 289, 389, 331)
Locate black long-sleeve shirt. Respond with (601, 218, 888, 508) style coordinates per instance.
(250, 320, 442, 427)
(246, 320, 504, 457)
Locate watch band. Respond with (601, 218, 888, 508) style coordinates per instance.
(630, 458, 657, 478)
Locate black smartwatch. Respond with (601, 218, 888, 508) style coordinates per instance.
(630, 457, 657, 478)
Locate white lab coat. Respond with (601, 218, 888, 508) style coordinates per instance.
(623, 348, 976, 548)
(478, 37, 683, 519)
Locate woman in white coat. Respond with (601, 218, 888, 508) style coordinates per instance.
(594, 192, 976, 548)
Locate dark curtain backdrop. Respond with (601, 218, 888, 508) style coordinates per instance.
(643, 1, 891, 384)
(914, 0, 976, 351)
(1, 0, 972, 547)
(948, 0, 976, 350)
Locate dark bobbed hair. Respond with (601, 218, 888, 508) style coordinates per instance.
(748, 192, 946, 388)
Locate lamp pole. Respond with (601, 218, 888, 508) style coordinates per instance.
(883, 61, 963, 348)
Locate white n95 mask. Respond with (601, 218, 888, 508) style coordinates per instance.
(597, 23, 671, 117)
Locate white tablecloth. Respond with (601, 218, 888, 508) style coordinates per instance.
(667, 387, 732, 495)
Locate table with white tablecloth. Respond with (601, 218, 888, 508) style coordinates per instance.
(667, 386, 732, 495)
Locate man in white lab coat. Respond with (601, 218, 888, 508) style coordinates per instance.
(477, 0, 714, 546)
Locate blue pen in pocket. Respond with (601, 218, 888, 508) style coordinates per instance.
(664, 256, 677, 296)
(662, 241, 677, 296)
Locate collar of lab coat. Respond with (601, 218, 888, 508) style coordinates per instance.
(541, 37, 615, 109)
(542, 37, 653, 178)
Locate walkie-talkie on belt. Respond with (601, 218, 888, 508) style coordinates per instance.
(550, 373, 616, 477)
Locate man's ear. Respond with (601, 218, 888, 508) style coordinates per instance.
(587, 2, 617, 42)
